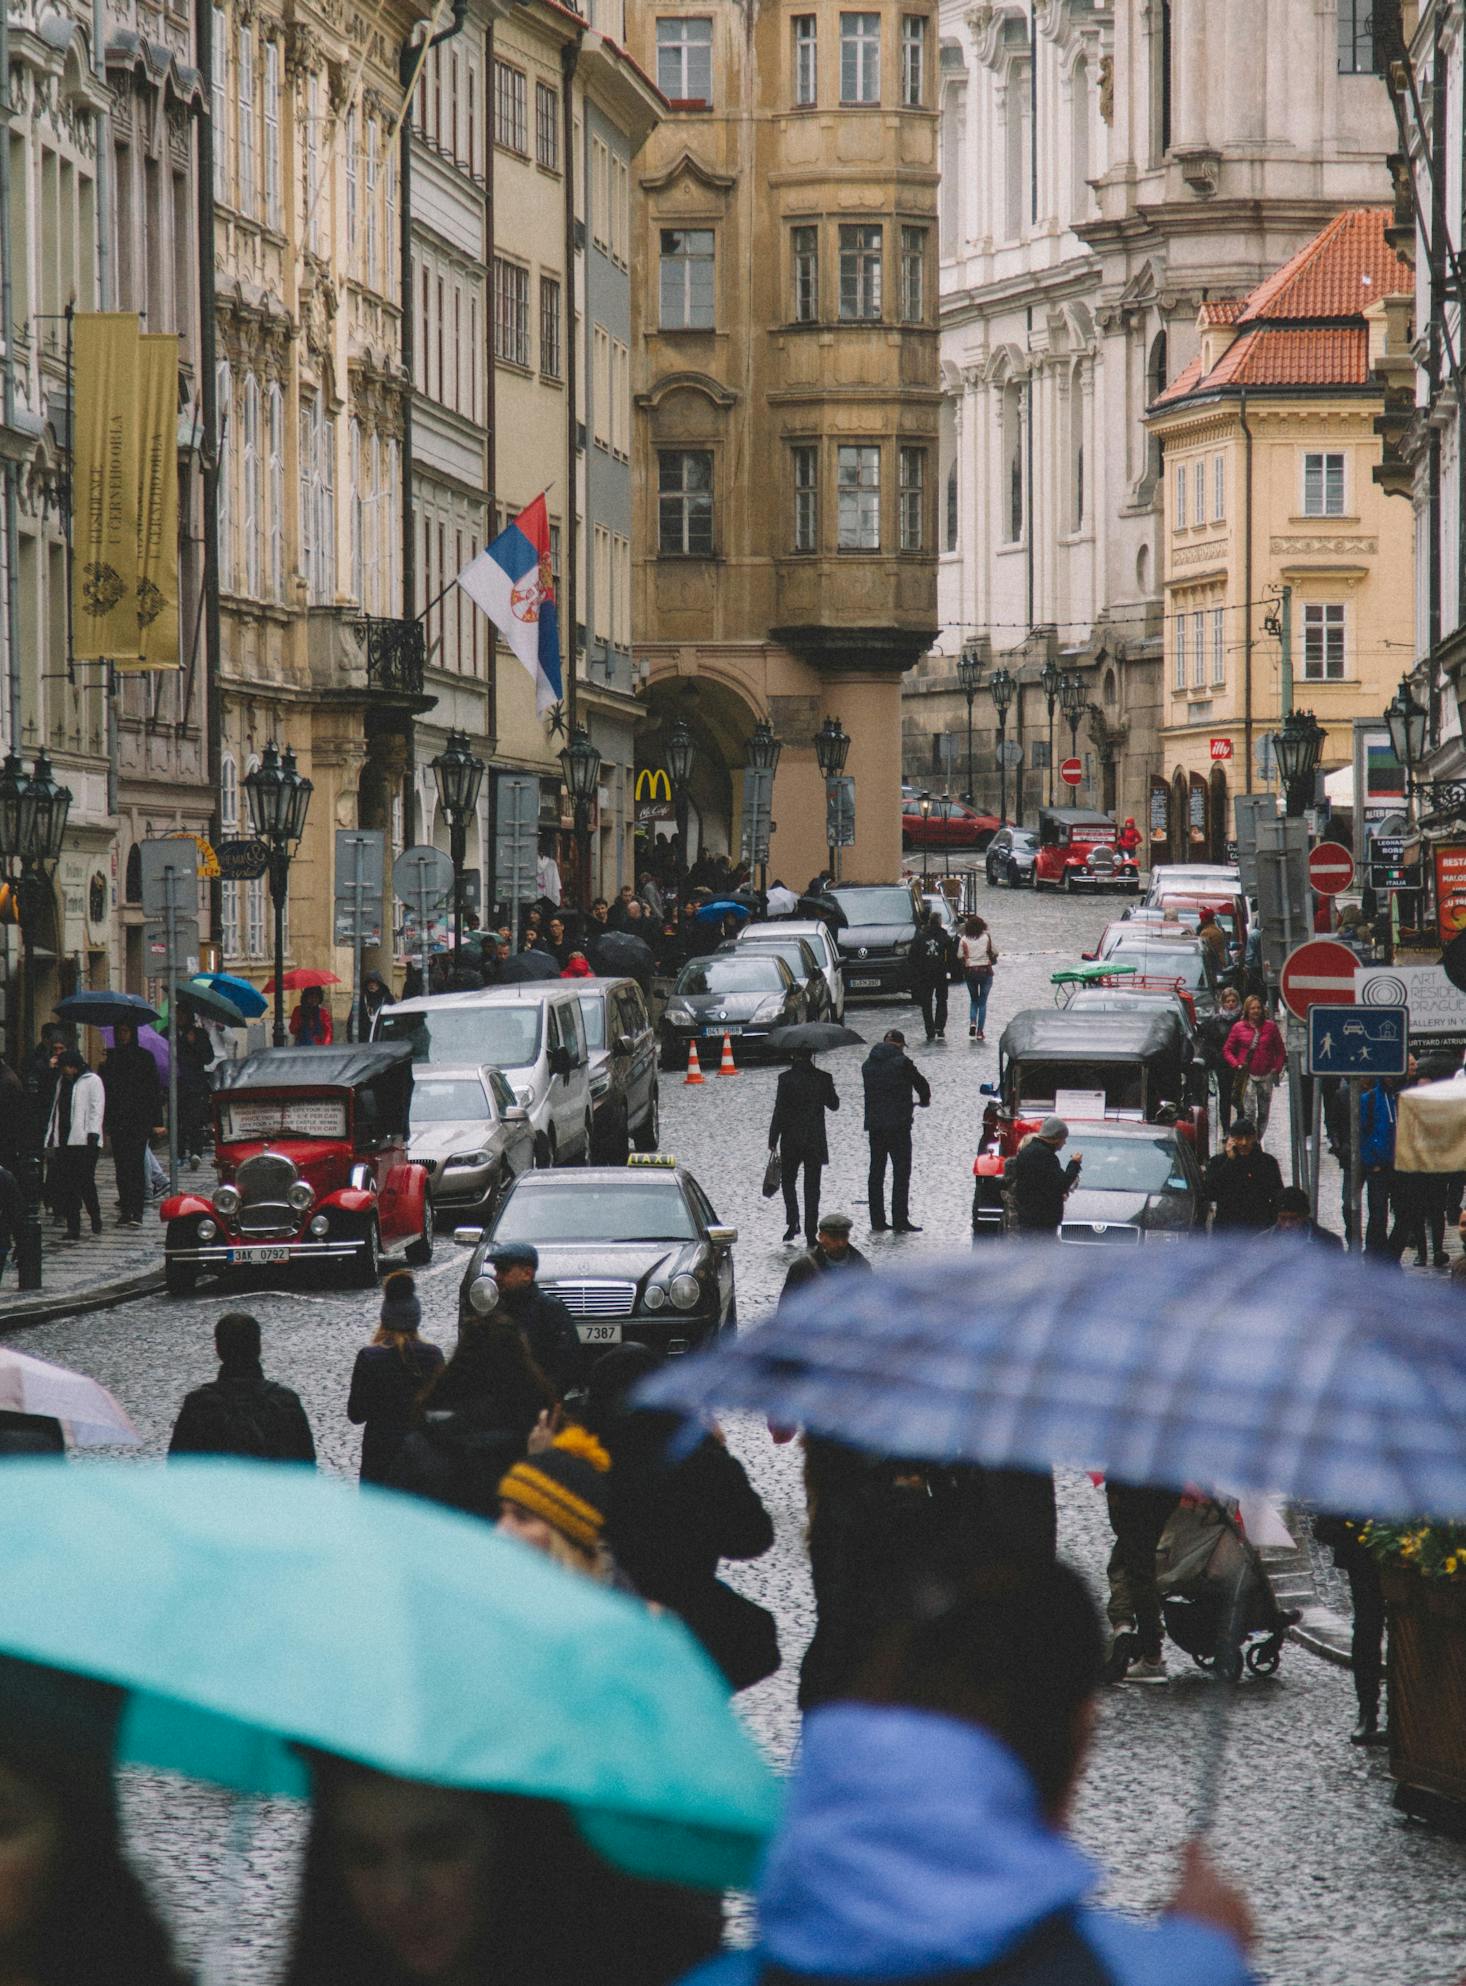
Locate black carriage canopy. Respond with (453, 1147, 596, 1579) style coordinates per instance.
(212, 1044, 415, 1142)
(998, 1009, 1191, 1116)
(1036, 808, 1117, 838)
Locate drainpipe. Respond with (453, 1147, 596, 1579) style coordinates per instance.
(562, 33, 582, 734)
(94, 0, 117, 822)
(1239, 387, 1253, 793)
(197, 0, 223, 944)
(1427, 5, 1444, 743)
(1024, 307, 1034, 632)
(0, 4, 21, 754)
(483, 13, 497, 912)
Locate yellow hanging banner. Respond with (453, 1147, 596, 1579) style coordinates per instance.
(135, 332, 181, 670)
(71, 313, 143, 661)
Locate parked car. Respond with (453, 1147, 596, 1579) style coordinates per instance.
(1051, 1122, 1205, 1246)
(720, 933, 830, 1023)
(455, 1156, 737, 1355)
(408, 1064, 535, 1222)
(1065, 985, 1200, 1043)
(1146, 864, 1241, 906)
(738, 918, 846, 1022)
(901, 793, 1000, 850)
(659, 951, 806, 1068)
(377, 988, 594, 1168)
(1032, 808, 1140, 893)
(984, 827, 1041, 889)
(572, 976, 661, 1162)
(1099, 936, 1216, 1018)
(826, 882, 924, 998)
(160, 1044, 432, 1293)
(1092, 920, 1197, 959)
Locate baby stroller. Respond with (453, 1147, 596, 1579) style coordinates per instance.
(1154, 1495, 1299, 1680)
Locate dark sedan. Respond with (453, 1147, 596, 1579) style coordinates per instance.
(718, 934, 830, 1023)
(659, 952, 806, 1069)
(985, 827, 1040, 888)
(456, 1159, 737, 1354)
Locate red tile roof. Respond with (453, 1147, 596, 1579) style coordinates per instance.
(1198, 298, 1246, 326)
(1208, 326, 1371, 390)
(1238, 208, 1409, 324)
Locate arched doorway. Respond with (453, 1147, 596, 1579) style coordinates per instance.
(637, 674, 764, 888)
(1209, 765, 1229, 861)
(1169, 767, 1188, 865)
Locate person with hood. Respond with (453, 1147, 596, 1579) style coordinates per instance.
(768, 1045, 840, 1244)
(1008, 1119, 1082, 1237)
(1116, 815, 1142, 857)
(482, 1240, 585, 1398)
(388, 1318, 557, 1519)
(174, 1009, 215, 1166)
(100, 1020, 163, 1227)
(1197, 986, 1243, 1136)
(861, 1030, 931, 1234)
(290, 984, 334, 1046)
(683, 1559, 1257, 1986)
(359, 969, 393, 1038)
(910, 907, 952, 1043)
(47, 1050, 105, 1242)
(560, 949, 595, 978)
(168, 1311, 316, 1461)
(346, 1270, 445, 1484)
(780, 1212, 871, 1305)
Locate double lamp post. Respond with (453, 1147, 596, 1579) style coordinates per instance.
(243, 744, 313, 1048)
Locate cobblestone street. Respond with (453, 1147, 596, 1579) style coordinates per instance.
(19, 877, 1466, 1984)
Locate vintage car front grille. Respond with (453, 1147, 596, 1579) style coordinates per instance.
(236, 1150, 299, 1238)
(550, 1279, 638, 1317)
(1058, 1221, 1142, 1246)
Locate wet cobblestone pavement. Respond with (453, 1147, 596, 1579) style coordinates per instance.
(23, 877, 1466, 1983)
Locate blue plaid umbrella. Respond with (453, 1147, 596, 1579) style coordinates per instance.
(640, 1243, 1466, 1521)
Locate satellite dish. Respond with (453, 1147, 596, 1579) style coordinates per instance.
(1442, 930, 1466, 994)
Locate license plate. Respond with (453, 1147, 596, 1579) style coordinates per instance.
(702, 1024, 743, 1036)
(225, 1246, 292, 1264)
(577, 1322, 623, 1344)
(850, 977, 882, 990)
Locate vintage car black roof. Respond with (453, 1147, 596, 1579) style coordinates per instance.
(1036, 808, 1114, 828)
(213, 1044, 415, 1092)
(999, 1008, 1187, 1066)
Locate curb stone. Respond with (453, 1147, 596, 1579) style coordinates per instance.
(0, 1268, 166, 1334)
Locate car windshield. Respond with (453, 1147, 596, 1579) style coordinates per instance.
(1011, 833, 1038, 851)
(1014, 1062, 1145, 1112)
(493, 1180, 697, 1243)
(1108, 947, 1208, 991)
(575, 994, 606, 1050)
(219, 1097, 348, 1142)
(738, 942, 807, 976)
(677, 958, 784, 994)
(410, 1077, 489, 1125)
(379, 1006, 544, 1068)
(1070, 1135, 1189, 1194)
(831, 887, 915, 924)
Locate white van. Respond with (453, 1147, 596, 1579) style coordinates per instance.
(378, 988, 594, 1166)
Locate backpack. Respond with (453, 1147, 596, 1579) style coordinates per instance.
(175, 1378, 304, 1461)
(760, 1914, 1114, 1985)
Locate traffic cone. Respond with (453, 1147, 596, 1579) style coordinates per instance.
(685, 1039, 705, 1084)
(717, 1031, 741, 1077)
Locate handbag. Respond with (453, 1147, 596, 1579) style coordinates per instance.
(1231, 1028, 1263, 1110)
(761, 1147, 782, 1198)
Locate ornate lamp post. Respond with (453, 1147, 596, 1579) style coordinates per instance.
(987, 668, 1015, 825)
(558, 725, 602, 912)
(814, 715, 852, 881)
(745, 719, 782, 891)
(957, 642, 982, 806)
(1060, 670, 1087, 768)
(1385, 676, 1428, 825)
(917, 791, 933, 894)
(244, 742, 313, 1047)
(430, 729, 486, 951)
(1271, 709, 1326, 820)
(1040, 658, 1061, 804)
(665, 718, 695, 929)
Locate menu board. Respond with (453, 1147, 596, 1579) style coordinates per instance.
(1435, 845, 1466, 946)
(220, 1098, 347, 1141)
(1148, 775, 1170, 848)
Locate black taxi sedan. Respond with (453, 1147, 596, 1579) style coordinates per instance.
(455, 1156, 737, 1356)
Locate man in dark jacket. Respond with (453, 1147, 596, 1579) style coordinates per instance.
(1008, 1118, 1082, 1235)
(1203, 1118, 1282, 1231)
(768, 1047, 840, 1244)
(168, 1313, 316, 1462)
(100, 1021, 162, 1227)
(780, 1212, 872, 1305)
(1264, 1185, 1344, 1249)
(488, 1240, 585, 1397)
(910, 909, 951, 1043)
(861, 1031, 931, 1233)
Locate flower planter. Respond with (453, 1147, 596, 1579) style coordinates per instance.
(1382, 1568, 1466, 1830)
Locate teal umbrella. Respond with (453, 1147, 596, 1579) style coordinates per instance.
(0, 1461, 777, 1890)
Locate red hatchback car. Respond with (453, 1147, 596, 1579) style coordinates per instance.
(901, 793, 1001, 850)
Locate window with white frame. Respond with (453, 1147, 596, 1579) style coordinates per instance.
(1212, 452, 1225, 521)
(1303, 451, 1346, 517)
(841, 13, 880, 101)
(237, 23, 255, 214)
(263, 39, 281, 226)
(899, 446, 925, 551)
(1304, 602, 1346, 680)
(493, 257, 529, 366)
(268, 381, 284, 600)
(591, 136, 609, 249)
(592, 325, 610, 447)
(900, 15, 925, 105)
(657, 18, 712, 102)
(611, 155, 629, 266)
(536, 81, 559, 169)
(351, 418, 364, 603)
(899, 225, 925, 323)
(612, 341, 629, 455)
(792, 443, 818, 551)
(216, 360, 233, 590)
(212, 9, 229, 202)
(494, 61, 527, 151)
(659, 228, 714, 329)
(793, 15, 817, 104)
(1211, 606, 1225, 686)
(1174, 462, 1186, 531)
(345, 107, 358, 264)
(220, 754, 240, 955)
(242, 373, 261, 596)
(365, 115, 379, 288)
(1191, 609, 1205, 688)
(792, 225, 818, 321)
(658, 450, 714, 554)
(839, 223, 881, 319)
(540, 275, 561, 378)
(837, 444, 880, 549)
(1174, 614, 1186, 691)
(1192, 461, 1205, 528)
(304, 72, 322, 255)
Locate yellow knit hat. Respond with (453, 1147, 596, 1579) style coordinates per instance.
(498, 1426, 611, 1552)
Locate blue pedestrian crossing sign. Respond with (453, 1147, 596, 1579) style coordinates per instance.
(1307, 1004, 1409, 1077)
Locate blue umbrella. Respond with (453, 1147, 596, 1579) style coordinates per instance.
(640, 1243, 1466, 1521)
(0, 1460, 777, 1890)
(55, 989, 158, 1029)
(690, 899, 752, 925)
(191, 971, 268, 1019)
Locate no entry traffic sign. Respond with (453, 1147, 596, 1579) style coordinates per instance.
(1307, 840, 1355, 896)
(1280, 938, 1359, 1020)
(1060, 757, 1083, 787)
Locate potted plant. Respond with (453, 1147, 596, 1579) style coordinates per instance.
(1363, 1521, 1466, 1827)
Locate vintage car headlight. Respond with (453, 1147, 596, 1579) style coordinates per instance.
(669, 1273, 701, 1311)
(468, 1274, 500, 1315)
(287, 1181, 315, 1212)
(643, 1283, 668, 1311)
(197, 1218, 218, 1241)
(213, 1184, 241, 1217)
(448, 1151, 492, 1170)
(309, 1213, 330, 1237)
(515, 1087, 536, 1110)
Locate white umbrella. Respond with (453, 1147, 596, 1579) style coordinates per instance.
(0, 1348, 140, 1448)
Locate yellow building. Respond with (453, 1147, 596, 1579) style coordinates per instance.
(1146, 210, 1414, 858)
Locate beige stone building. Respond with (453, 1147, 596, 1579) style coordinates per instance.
(627, 0, 939, 883)
(1147, 209, 1414, 855)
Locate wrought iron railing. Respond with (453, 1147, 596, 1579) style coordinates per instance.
(362, 616, 426, 697)
(1420, 779, 1466, 822)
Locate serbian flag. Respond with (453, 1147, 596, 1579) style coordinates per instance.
(455, 494, 563, 715)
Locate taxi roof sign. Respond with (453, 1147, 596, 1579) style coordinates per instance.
(626, 1152, 677, 1168)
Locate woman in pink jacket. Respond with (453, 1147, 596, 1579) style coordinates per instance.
(1223, 994, 1286, 1140)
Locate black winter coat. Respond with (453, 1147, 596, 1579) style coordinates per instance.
(500, 1284, 585, 1398)
(861, 1041, 931, 1133)
(101, 1043, 162, 1133)
(1008, 1138, 1081, 1231)
(910, 927, 951, 989)
(1204, 1146, 1283, 1230)
(347, 1340, 446, 1483)
(169, 1362, 316, 1463)
(768, 1061, 839, 1163)
(780, 1241, 872, 1306)
(388, 1398, 529, 1519)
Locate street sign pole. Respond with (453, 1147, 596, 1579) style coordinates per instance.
(164, 858, 180, 1197)
(1350, 1082, 1364, 1255)
(1309, 1077, 1323, 1224)
(352, 835, 366, 1041)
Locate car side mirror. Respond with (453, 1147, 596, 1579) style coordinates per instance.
(502, 1106, 529, 1124)
(979, 1082, 998, 1097)
(548, 1045, 572, 1077)
(1081, 951, 1096, 962)
(615, 1033, 635, 1056)
(706, 1224, 738, 1248)
(453, 1225, 484, 1247)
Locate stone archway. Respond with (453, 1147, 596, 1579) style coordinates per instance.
(1170, 767, 1188, 865)
(637, 675, 759, 886)
(1209, 765, 1229, 861)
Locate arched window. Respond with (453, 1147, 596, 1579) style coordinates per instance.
(1145, 331, 1168, 482)
(946, 461, 958, 552)
(1103, 667, 1117, 707)
(124, 843, 142, 904)
(1001, 379, 1024, 544)
(1068, 363, 1086, 532)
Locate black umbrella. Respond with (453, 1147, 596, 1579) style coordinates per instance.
(796, 893, 847, 930)
(593, 931, 656, 984)
(496, 951, 562, 984)
(173, 982, 249, 1027)
(764, 1021, 865, 1055)
(55, 990, 159, 1029)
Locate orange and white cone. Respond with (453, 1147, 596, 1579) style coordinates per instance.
(717, 1031, 741, 1077)
(685, 1039, 705, 1084)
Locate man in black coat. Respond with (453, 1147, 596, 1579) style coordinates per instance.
(768, 1047, 840, 1244)
(1008, 1117, 1082, 1235)
(1203, 1117, 1283, 1232)
(168, 1313, 316, 1463)
(910, 908, 951, 1043)
(861, 1030, 931, 1233)
(779, 1212, 872, 1305)
(488, 1240, 585, 1397)
(100, 1021, 162, 1227)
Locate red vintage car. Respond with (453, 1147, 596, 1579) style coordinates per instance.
(161, 1044, 432, 1295)
(1031, 808, 1140, 893)
(900, 792, 1001, 850)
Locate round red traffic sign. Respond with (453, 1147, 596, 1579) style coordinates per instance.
(1059, 757, 1083, 787)
(1306, 840, 1355, 896)
(1279, 938, 1359, 1020)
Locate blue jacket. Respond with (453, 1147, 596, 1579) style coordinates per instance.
(682, 1704, 1255, 1986)
(1358, 1082, 1397, 1171)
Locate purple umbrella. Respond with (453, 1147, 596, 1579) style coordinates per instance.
(100, 1023, 171, 1081)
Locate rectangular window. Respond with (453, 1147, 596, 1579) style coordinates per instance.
(792, 224, 818, 321)
(612, 341, 629, 455)
(237, 24, 255, 215)
(345, 107, 358, 264)
(493, 257, 529, 367)
(899, 225, 925, 322)
(1338, 0, 1377, 73)
(1192, 461, 1205, 528)
(305, 72, 322, 254)
(211, 8, 229, 202)
(656, 17, 713, 102)
(900, 15, 925, 106)
(1212, 452, 1225, 522)
(1173, 463, 1186, 531)
(1174, 615, 1186, 692)
(540, 275, 561, 378)
(658, 449, 714, 555)
(1191, 609, 1205, 689)
(840, 13, 881, 101)
(792, 443, 818, 551)
(1303, 451, 1346, 516)
(837, 443, 880, 549)
(1304, 602, 1347, 681)
(839, 223, 882, 319)
(535, 81, 559, 169)
(793, 15, 817, 105)
(494, 61, 527, 152)
(612, 156, 629, 265)
(591, 137, 609, 249)
(1210, 606, 1225, 686)
(263, 40, 281, 226)
(365, 115, 379, 288)
(268, 381, 284, 600)
(659, 227, 714, 328)
(592, 324, 611, 446)
(899, 446, 925, 551)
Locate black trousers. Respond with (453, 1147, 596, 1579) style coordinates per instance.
(915, 978, 948, 1041)
(1105, 1482, 1177, 1661)
(868, 1126, 913, 1228)
(781, 1154, 823, 1243)
(111, 1126, 150, 1223)
(55, 1144, 100, 1238)
(1348, 1558, 1386, 1717)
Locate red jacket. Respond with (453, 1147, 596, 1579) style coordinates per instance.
(1223, 1017, 1285, 1080)
(560, 955, 595, 978)
(289, 1003, 334, 1045)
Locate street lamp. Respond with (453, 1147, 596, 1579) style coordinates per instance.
(665, 718, 695, 929)
(988, 668, 1015, 825)
(558, 725, 602, 912)
(1040, 659, 1061, 804)
(814, 716, 852, 881)
(957, 642, 982, 806)
(430, 728, 486, 952)
(1060, 670, 1087, 767)
(745, 719, 782, 890)
(245, 742, 313, 1046)
(1385, 676, 1428, 820)
(0, 748, 72, 1291)
(1271, 708, 1326, 819)
(918, 791, 933, 894)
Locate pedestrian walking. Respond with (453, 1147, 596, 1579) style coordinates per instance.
(1196, 907, 1230, 978)
(388, 1318, 557, 1520)
(1312, 1515, 1387, 1746)
(1198, 987, 1242, 1136)
(910, 907, 951, 1043)
(1116, 815, 1142, 859)
(861, 1030, 930, 1234)
(483, 1240, 585, 1399)
(346, 1270, 445, 1485)
(46, 1051, 104, 1242)
(1007, 1118, 1082, 1236)
(1203, 1118, 1282, 1232)
(779, 1211, 871, 1304)
(1264, 1185, 1344, 1248)
(0, 1160, 19, 1284)
(560, 949, 595, 978)
(1103, 1480, 1178, 1685)
(1358, 1074, 1400, 1255)
(100, 1021, 162, 1227)
(168, 1312, 316, 1462)
(174, 1011, 215, 1166)
(956, 914, 998, 1041)
(359, 969, 393, 1038)
(1222, 995, 1285, 1140)
(289, 984, 334, 1046)
(768, 1046, 840, 1244)
(497, 1425, 612, 1578)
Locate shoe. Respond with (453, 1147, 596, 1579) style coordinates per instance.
(1435, 1252, 1450, 1268)
(894, 1222, 923, 1234)
(924, 1033, 935, 1042)
(1120, 1655, 1168, 1684)
(936, 1030, 945, 1040)
(782, 1225, 799, 1243)
(870, 1220, 890, 1233)
(90, 1222, 102, 1236)
(1350, 1712, 1387, 1746)
(1415, 1252, 1428, 1268)
(1103, 1629, 1137, 1683)
(969, 1025, 977, 1039)
(61, 1233, 80, 1245)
